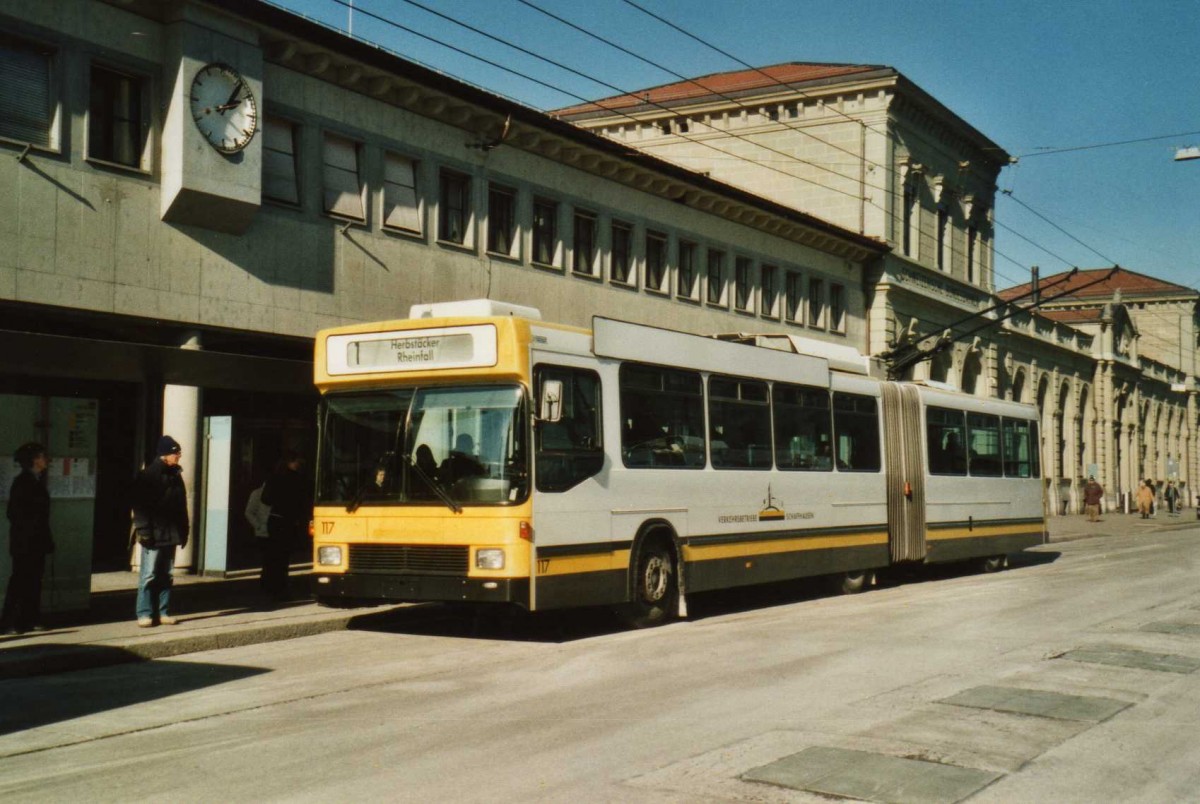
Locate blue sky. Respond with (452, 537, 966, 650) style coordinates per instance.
(271, 0, 1200, 293)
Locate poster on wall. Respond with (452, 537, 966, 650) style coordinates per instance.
(48, 457, 96, 499)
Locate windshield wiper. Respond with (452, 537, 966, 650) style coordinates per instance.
(345, 484, 368, 514)
(409, 455, 462, 514)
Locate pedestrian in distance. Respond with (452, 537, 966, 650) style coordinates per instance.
(1083, 475, 1104, 523)
(2, 442, 54, 635)
(1164, 481, 1180, 516)
(260, 450, 308, 602)
(1136, 479, 1154, 519)
(131, 436, 189, 627)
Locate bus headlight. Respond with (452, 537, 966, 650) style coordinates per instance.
(476, 549, 505, 570)
(317, 546, 343, 566)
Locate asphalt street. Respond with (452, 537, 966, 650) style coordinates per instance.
(2, 518, 1200, 802)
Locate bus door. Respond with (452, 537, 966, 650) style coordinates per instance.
(881, 383, 927, 562)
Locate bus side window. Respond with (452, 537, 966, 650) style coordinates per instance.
(927, 406, 967, 476)
(534, 365, 603, 492)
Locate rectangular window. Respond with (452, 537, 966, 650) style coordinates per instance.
(611, 221, 633, 284)
(1002, 418, 1040, 478)
(619, 363, 705, 468)
(88, 65, 145, 167)
(645, 230, 668, 292)
(734, 256, 753, 312)
(760, 264, 779, 318)
(773, 383, 832, 471)
(572, 210, 597, 275)
(927, 406, 967, 476)
(966, 226, 977, 284)
(967, 412, 1002, 476)
(706, 249, 726, 306)
(0, 36, 54, 147)
(263, 116, 300, 206)
(532, 197, 558, 266)
(832, 393, 880, 472)
(784, 271, 803, 323)
(709, 376, 771, 470)
(676, 240, 698, 300)
(808, 276, 825, 328)
(903, 182, 918, 258)
(438, 168, 470, 244)
(487, 184, 517, 256)
(322, 132, 364, 220)
(383, 152, 420, 232)
(829, 283, 846, 333)
(534, 365, 603, 492)
(937, 207, 949, 272)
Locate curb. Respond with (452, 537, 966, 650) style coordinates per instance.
(0, 613, 358, 680)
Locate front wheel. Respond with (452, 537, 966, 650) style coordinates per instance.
(979, 555, 1007, 573)
(618, 540, 678, 628)
(835, 569, 874, 595)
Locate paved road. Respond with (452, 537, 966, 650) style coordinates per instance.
(2, 527, 1200, 802)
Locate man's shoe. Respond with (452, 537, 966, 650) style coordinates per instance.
(158, 615, 178, 626)
(137, 617, 154, 628)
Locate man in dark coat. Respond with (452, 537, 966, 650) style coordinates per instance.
(131, 435, 189, 627)
(260, 451, 308, 601)
(2, 442, 54, 634)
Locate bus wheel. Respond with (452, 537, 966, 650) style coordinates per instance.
(620, 540, 678, 628)
(836, 570, 872, 595)
(980, 555, 1007, 573)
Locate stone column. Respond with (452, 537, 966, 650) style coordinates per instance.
(162, 332, 202, 570)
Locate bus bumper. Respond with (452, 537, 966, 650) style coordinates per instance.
(311, 573, 530, 607)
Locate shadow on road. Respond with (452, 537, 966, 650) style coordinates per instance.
(344, 552, 1064, 642)
(0, 653, 267, 736)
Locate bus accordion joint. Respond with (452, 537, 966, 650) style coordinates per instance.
(519, 521, 533, 542)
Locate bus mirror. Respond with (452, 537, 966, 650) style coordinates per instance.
(539, 379, 563, 423)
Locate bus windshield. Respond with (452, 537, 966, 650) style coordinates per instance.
(317, 384, 528, 509)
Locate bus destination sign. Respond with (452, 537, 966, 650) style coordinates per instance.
(326, 324, 498, 375)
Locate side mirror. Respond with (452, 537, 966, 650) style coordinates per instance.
(539, 379, 563, 423)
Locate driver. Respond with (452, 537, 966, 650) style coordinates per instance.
(440, 433, 486, 484)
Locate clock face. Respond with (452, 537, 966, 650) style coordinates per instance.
(189, 63, 258, 153)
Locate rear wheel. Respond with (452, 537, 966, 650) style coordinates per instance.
(980, 555, 1006, 573)
(836, 570, 873, 595)
(619, 539, 678, 628)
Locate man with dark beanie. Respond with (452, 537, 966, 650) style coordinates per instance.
(131, 435, 189, 627)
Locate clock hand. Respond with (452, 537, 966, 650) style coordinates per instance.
(217, 81, 245, 114)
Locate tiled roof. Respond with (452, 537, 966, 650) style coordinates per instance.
(553, 63, 887, 117)
(998, 267, 1197, 302)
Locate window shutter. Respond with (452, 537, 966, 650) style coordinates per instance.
(0, 40, 52, 146)
(323, 133, 364, 219)
(263, 117, 299, 205)
(383, 153, 419, 231)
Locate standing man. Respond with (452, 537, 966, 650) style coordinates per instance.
(131, 436, 189, 627)
(2, 443, 54, 635)
(1083, 475, 1104, 523)
(1165, 481, 1180, 516)
(260, 451, 308, 601)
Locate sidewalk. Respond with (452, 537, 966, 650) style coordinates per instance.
(3, 511, 1197, 679)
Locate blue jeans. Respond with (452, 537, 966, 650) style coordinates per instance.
(136, 545, 176, 620)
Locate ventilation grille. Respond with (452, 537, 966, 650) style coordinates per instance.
(348, 544, 469, 575)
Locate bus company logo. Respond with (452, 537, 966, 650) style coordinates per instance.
(758, 485, 785, 521)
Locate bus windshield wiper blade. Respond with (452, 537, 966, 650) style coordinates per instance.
(346, 484, 367, 514)
(409, 455, 462, 514)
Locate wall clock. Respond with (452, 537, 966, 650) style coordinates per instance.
(190, 63, 258, 153)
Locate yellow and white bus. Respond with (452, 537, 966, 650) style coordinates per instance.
(311, 300, 1045, 625)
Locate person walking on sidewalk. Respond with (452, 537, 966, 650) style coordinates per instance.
(260, 451, 308, 601)
(1165, 481, 1180, 516)
(131, 436, 189, 627)
(1136, 479, 1154, 519)
(1083, 476, 1104, 523)
(2, 443, 54, 635)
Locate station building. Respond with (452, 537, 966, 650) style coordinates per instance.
(0, 0, 885, 612)
(556, 65, 1200, 517)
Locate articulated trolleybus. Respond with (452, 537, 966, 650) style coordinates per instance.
(311, 299, 1045, 625)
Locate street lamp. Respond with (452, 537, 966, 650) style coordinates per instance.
(1175, 146, 1200, 161)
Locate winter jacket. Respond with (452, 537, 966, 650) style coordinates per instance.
(131, 459, 189, 548)
(6, 470, 54, 557)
